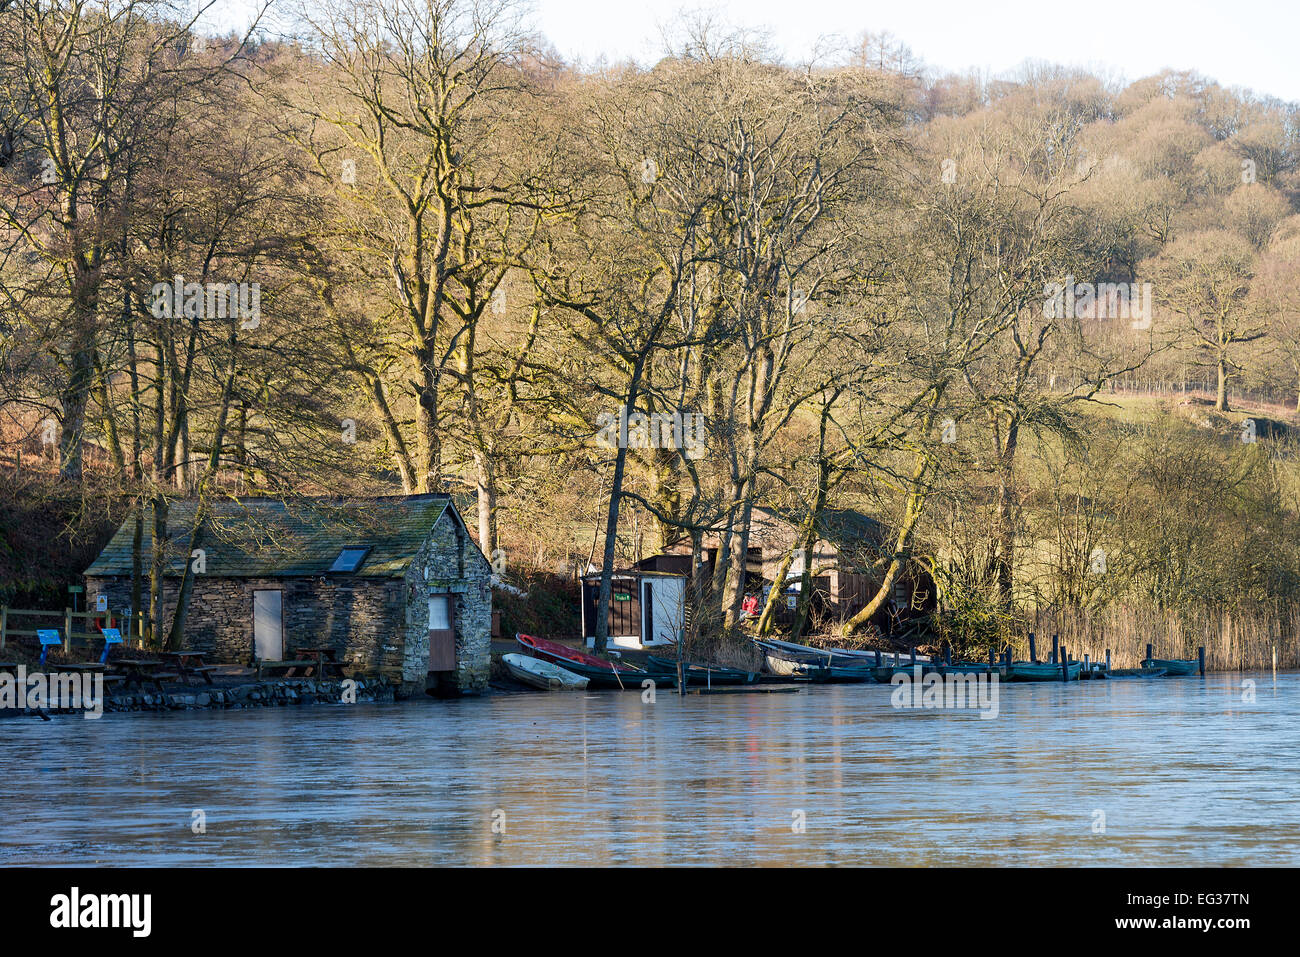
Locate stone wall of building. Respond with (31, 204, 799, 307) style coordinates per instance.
(84, 575, 405, 680)
(84, 504, 492, 696)
(403, 507, 492, 696)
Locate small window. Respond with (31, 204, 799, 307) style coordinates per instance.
(329, 546, 370, 573)
(428, 595, 451, 630)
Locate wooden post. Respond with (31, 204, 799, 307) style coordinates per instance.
(1274, 644, 1278, 679)
(1146, 642, 1153, 663)
(64, 607, 72, 653)
(1198, 646, 1206, 677)
(874, 650, 881, 667)
(1051, 634, 1059, 664)
(1105, 648, 1112, 671)
(988, 647, 995, 668)
(1084, 653, 1090, 674)
(944, 645, 952, 666)
(1061, 645, 1069, 682)
(1028, 632, 1037, 663)
(1003, 647, 1011, 669)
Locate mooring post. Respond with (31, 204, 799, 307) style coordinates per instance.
(1028, 632, 1037, 663)
(875, 650, 881, 667)
(1106, 648, 1112, 671)
(1003, 647, 1011, 669)
(1051, 634, 1059, 665)
(988, 647, 995, 668)
(1061, 645, 1070, 682)
(944, 645, 952, 666)
(1198, 646, 1206, 677)
(1146, 642, 1153, 664)
(1084, 653, 1090, 674)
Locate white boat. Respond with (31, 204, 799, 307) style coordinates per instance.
(502, 653, 589, 691)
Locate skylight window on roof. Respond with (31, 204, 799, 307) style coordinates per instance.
(329, 546, 370, 573)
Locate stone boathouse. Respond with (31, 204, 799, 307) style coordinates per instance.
(83, 493, 492, 696)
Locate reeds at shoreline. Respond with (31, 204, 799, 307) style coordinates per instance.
(1024, 601, 1300, 671)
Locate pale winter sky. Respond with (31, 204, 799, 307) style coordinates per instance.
(207, 0, 1300, 103)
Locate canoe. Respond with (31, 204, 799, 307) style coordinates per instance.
(502, 653, 588, 691)
(515, 633, 662, 689)
(1110, 667, 1166, 678)
(1143, 658, 1200, 676)
(1007, 661, 1083, 682)
(643, 655, 759, 686)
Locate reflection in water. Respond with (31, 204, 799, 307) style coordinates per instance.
(1, 673, 1297, 865)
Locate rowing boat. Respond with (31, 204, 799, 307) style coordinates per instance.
(1006, 660, 1083, 682)
(754, 637, 920, 680)
(642, 655, 759, 685)
(1109, 667, 1166, 678)
(501, 653, 589, 691)
(756, 636, 924, 667)
(1143, 658, 1200, 676)
(515, 633, 667, 689)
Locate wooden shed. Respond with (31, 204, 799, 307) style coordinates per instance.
(580, 569, 687, 650)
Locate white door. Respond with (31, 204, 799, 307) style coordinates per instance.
(253, 590, 283, 660)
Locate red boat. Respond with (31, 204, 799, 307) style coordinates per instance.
(514, 633, 667, 689)
(516, 633, 641, 672)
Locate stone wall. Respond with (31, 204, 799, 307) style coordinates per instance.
(403, 506, 492, 696)
(84, 575, 404, 680)
(84, 503, 492, 696)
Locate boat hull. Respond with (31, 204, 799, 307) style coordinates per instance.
(1143, 658, 1200, 676)
(502, 653, 589, 691)
(515, 633, 662, 689)
(643, 656, 759, 685)
(1007, 661, 1083, 681)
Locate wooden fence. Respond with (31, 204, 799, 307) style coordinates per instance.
(0, 606, 147, 653)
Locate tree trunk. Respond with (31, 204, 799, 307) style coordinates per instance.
(993, 415, 1021, 610)
(841, 448, 932, 636)
(475, 450, 497, 561)
(1216, 355, 1229, 412)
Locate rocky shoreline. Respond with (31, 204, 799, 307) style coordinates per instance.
(0, 677, 395, 719)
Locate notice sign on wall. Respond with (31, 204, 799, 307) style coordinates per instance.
(96, 594, 108, 612)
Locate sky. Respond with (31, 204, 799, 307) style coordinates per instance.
(206, 0, 1300, 104)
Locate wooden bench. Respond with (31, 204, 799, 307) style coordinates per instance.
(256, 659, 319, 679)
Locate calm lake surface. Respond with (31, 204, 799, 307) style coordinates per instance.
(2, 672, 1297, 866)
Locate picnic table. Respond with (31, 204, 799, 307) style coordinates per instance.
(107, 659, 178, 692)
(256, 658, 321, 679)
(157, 651, 217, 686)
(291, 646, 347, 678)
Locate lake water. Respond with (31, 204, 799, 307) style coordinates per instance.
(2, 672, 1297, 866)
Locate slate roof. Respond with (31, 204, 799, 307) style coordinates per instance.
(85, 493, 467, 579)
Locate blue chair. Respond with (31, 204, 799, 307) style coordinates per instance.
(36, 629, 62, 666)
(99, 628, 123, 664)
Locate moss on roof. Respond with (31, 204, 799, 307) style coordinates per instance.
(85, 494, 459, 579)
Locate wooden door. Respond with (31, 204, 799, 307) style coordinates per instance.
(253, 590, 283, 660)
(428, 594, 456, 672)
